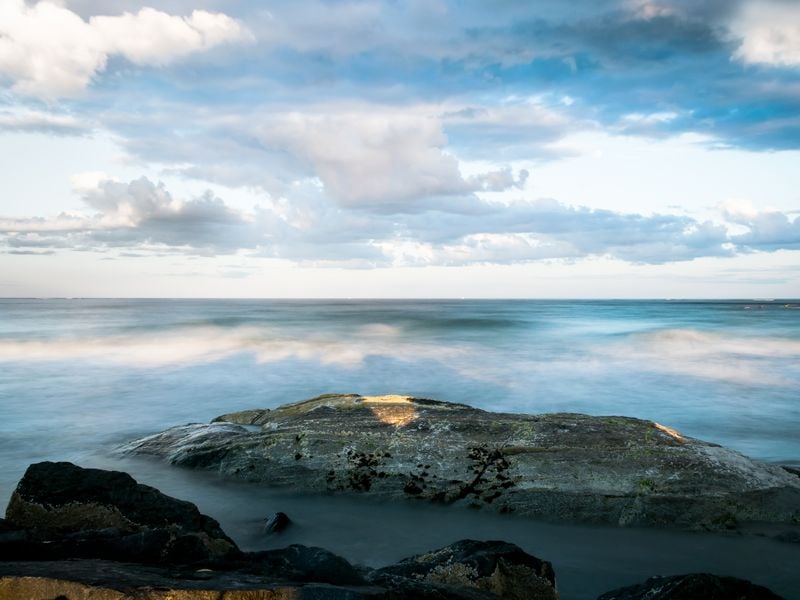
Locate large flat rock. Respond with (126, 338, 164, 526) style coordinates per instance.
(120, 394, 800, 529)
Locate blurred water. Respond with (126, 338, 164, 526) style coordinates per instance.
(0, 299, 799, 597)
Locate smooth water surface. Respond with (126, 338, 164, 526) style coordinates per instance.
(1, 299, 799, 598)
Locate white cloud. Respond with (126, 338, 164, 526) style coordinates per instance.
(732, 0, 800, 67)
(0, 108, 91, 135)
(0, 175, 745, 265)
(119, 101, 562, 212)
(626, 0, 677, 21)
(256, 108, 472, 210)
(92, 7, 249, 66)
(0, 0, 250, 99)
(1, 177, 265, 254)
(70, 171, 108, 193)
(721, 199, 800, 250)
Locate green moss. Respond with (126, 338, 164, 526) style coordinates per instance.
(638, 478, 656, 493)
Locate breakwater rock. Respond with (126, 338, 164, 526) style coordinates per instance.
(120, 394, 800, 529)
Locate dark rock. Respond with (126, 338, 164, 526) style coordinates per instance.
(0, 519, 26, 545)
(264, 511, 291, 534)
(371, 539, 557, 600)
(782, 465, 800, 478)
(249, 544, 366, 586)
(1, 465, 561, 599)
(4, 461, 239, 564)
(0, 560, 389, 599)
(365, 572, 499, 599)
(597, 573, 785, 599)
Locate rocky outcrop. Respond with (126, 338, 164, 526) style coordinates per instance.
(0, 463, 561, 599)
(4, 461, 239, 564)
(369, 539, 557, 600)
(0, 560, 384, 599)
(121, 393, 800, 529)
(0, 540, 560, 600)
(597, 573, 785, 599)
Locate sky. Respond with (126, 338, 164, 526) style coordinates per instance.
(0, 0, 799, 298)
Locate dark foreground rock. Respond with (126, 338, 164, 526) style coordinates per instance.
(597, 573, 785, 599)
(121, 393, 800, 529)
(370, 539, 558, 600)
(0, 462, 561, 599)
(3, 461, 239, 564)
(0, 560, 385, 599)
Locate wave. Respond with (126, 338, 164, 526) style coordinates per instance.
(637, 329, 800, 358)
(602, 328, 800, 386)
(0, 324, 462, 369)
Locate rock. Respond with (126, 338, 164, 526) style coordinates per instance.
(371, 539, 557, 600)
(249, 544, 366, 586)
(4, 461, 239, 564)
(264, 511, 292, 534)
(782, 465, 800, 478)
(0, 557, 530, 599)
(120, 393, 800, 529)
(0, 520, 26, 546)
(597, 573, 784, 599)
(0, 465, 559, 599)
(0, 560, 388, 599)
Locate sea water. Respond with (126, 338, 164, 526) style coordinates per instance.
(1, 298, 799, 598)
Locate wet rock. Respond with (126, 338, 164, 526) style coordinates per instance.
(0, 520, 26, 546)
(0, 558, 507, 599)
(0, 465, 561, 599)
(250, 544, 365, 586)
(264, 511, 292, 534)
(371, 539, 557, 600)
(4, 461, 239, 564)
(120, 393, 800, 529)
(782, 465, 800, 478)
(0, 560, 388, 599)
(597, 573, 784, 599)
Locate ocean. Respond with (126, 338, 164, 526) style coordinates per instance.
(1, 298, 799, 598)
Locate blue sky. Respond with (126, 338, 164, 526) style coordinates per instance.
(1, 0, 799, 297)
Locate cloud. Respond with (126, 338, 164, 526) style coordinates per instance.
(732, 0, 800, 67)
(118, 102, 546, 212)
(721, 200, 800, 250)
(0, 0, 250, 99)
(5, 175, 797, 267)
(1, 177, 265, 254)
(256, 108, 472, 210)
(0, 108, 91, 136)
(385, 199, 732, 265)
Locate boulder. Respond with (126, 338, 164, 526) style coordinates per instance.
(264, 511, 292, 534)
(4, 461, 239, 564)
(121, 393, 800, 529)
(249, 544, 366, 586)
(597, 573, 784, 599)
(370, 539, 557, 600)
